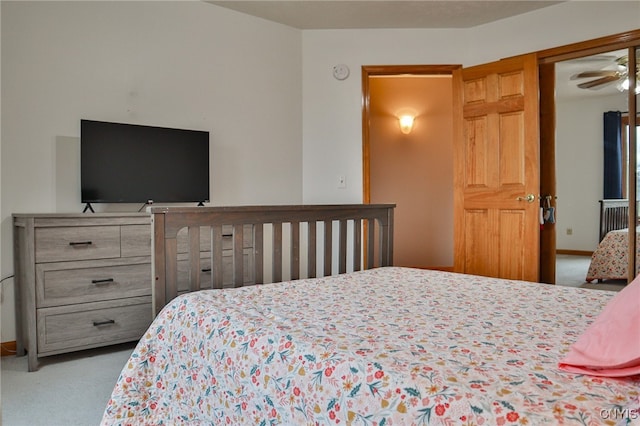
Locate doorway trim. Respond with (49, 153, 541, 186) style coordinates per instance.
(537, 29, 640, 283)
(362, 31, 639, 280)
(361, 65, 460, 204)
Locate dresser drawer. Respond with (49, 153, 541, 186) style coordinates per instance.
(36, 259, 151, 307)
(121, 225, 151, 257)
(35, 226, 121, 263)
(37, 297, 152, 355)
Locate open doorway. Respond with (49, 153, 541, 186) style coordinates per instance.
(363, 65, 458, 270)
(553, 51, 630, 288)
(539, 37, 640, 285)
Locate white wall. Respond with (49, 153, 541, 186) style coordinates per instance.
(1, 1, 302, 342)
(301, 1, 640, 205)
(556, 93, 629, 251)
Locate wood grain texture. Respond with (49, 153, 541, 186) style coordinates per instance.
(453, 54, 540, 282)
(13, 213, 153, 371)
(151, 204, 396, 315)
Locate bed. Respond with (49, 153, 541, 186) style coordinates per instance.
(586, 199, 639, 283)
(586, 227, 640, 282)
(598, 199, 631, 243)
(101, 205, 640, 425)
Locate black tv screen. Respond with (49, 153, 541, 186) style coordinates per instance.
(81, 119, 210, 204)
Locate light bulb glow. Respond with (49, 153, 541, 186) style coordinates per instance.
(399, 115, 414, 134)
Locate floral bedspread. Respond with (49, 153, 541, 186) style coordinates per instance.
(102, 267, 640, 425)
(586, 228, 640, 282)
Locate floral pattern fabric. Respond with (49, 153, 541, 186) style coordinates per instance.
(102, 267, 640, 425)
(586, 228, 640, 282)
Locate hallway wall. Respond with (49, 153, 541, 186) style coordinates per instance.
(369, 76, 453, 268)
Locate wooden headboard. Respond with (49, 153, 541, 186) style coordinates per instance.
(150, 204, 395, 315)
(599, 199, 630, 242)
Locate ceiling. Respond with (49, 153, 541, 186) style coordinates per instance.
(207, 1, 633, 99)
(206, 1, 562, 30)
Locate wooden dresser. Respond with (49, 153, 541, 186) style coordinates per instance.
(13, 213, 255, 371)
(13, 213, 153, 371)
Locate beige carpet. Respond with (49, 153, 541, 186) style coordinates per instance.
(556, 254, 626, 292)
(1, 342, 137, 426)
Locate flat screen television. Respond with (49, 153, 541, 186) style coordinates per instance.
(81, 119, 210, 207)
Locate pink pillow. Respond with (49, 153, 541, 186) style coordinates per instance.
(558, 275, 640, 377)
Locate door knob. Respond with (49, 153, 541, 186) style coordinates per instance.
(517, 194, 536, 203)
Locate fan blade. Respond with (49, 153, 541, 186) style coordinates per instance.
(577, 75, 621, 89)
(572, 70, 619, 80)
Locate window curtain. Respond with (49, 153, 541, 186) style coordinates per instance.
(603, 111, 623, 199)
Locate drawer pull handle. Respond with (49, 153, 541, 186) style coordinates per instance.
(69, 241, 93, 246)
(91, 278, 114, 285)
(201, 268, 212, 273)
(93, 319, 115, 327)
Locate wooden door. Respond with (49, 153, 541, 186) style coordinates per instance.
(453, 53, 540, 281)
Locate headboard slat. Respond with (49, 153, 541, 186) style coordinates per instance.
(272, 222, 283, 283)
(212, 226, 224, 289)
(353, 219, 362, 271)
(150, 204, 396, 315)
(308, 221, 317, 279)
(324, 220, 332, 277)
(339, 220, 348, 274)
(599, 199, 634, 242)
(290, 221, 300, 281)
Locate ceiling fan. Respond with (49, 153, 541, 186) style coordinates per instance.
(571, 55, 639, 93)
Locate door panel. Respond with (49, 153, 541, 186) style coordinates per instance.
(454, 53, 540, 281)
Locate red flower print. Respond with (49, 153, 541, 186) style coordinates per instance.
(293, 387, 301, 396)
(150, 402, 157, 410)
(325, 367, 334, 377)
(435, 404, 446, 416)
(506, 412, 519, 422)
(564, 404, 576, 410)
(285, 341, 292, 348)
(271, 408, 277, 418)
(329, 411, 336, 420)
(375, 371, 384, 379)
(149, 356, 156, 363)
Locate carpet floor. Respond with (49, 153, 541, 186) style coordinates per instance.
(1, 342, 136, 426)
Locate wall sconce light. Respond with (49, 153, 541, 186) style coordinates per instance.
(398, 115, 415, 134)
